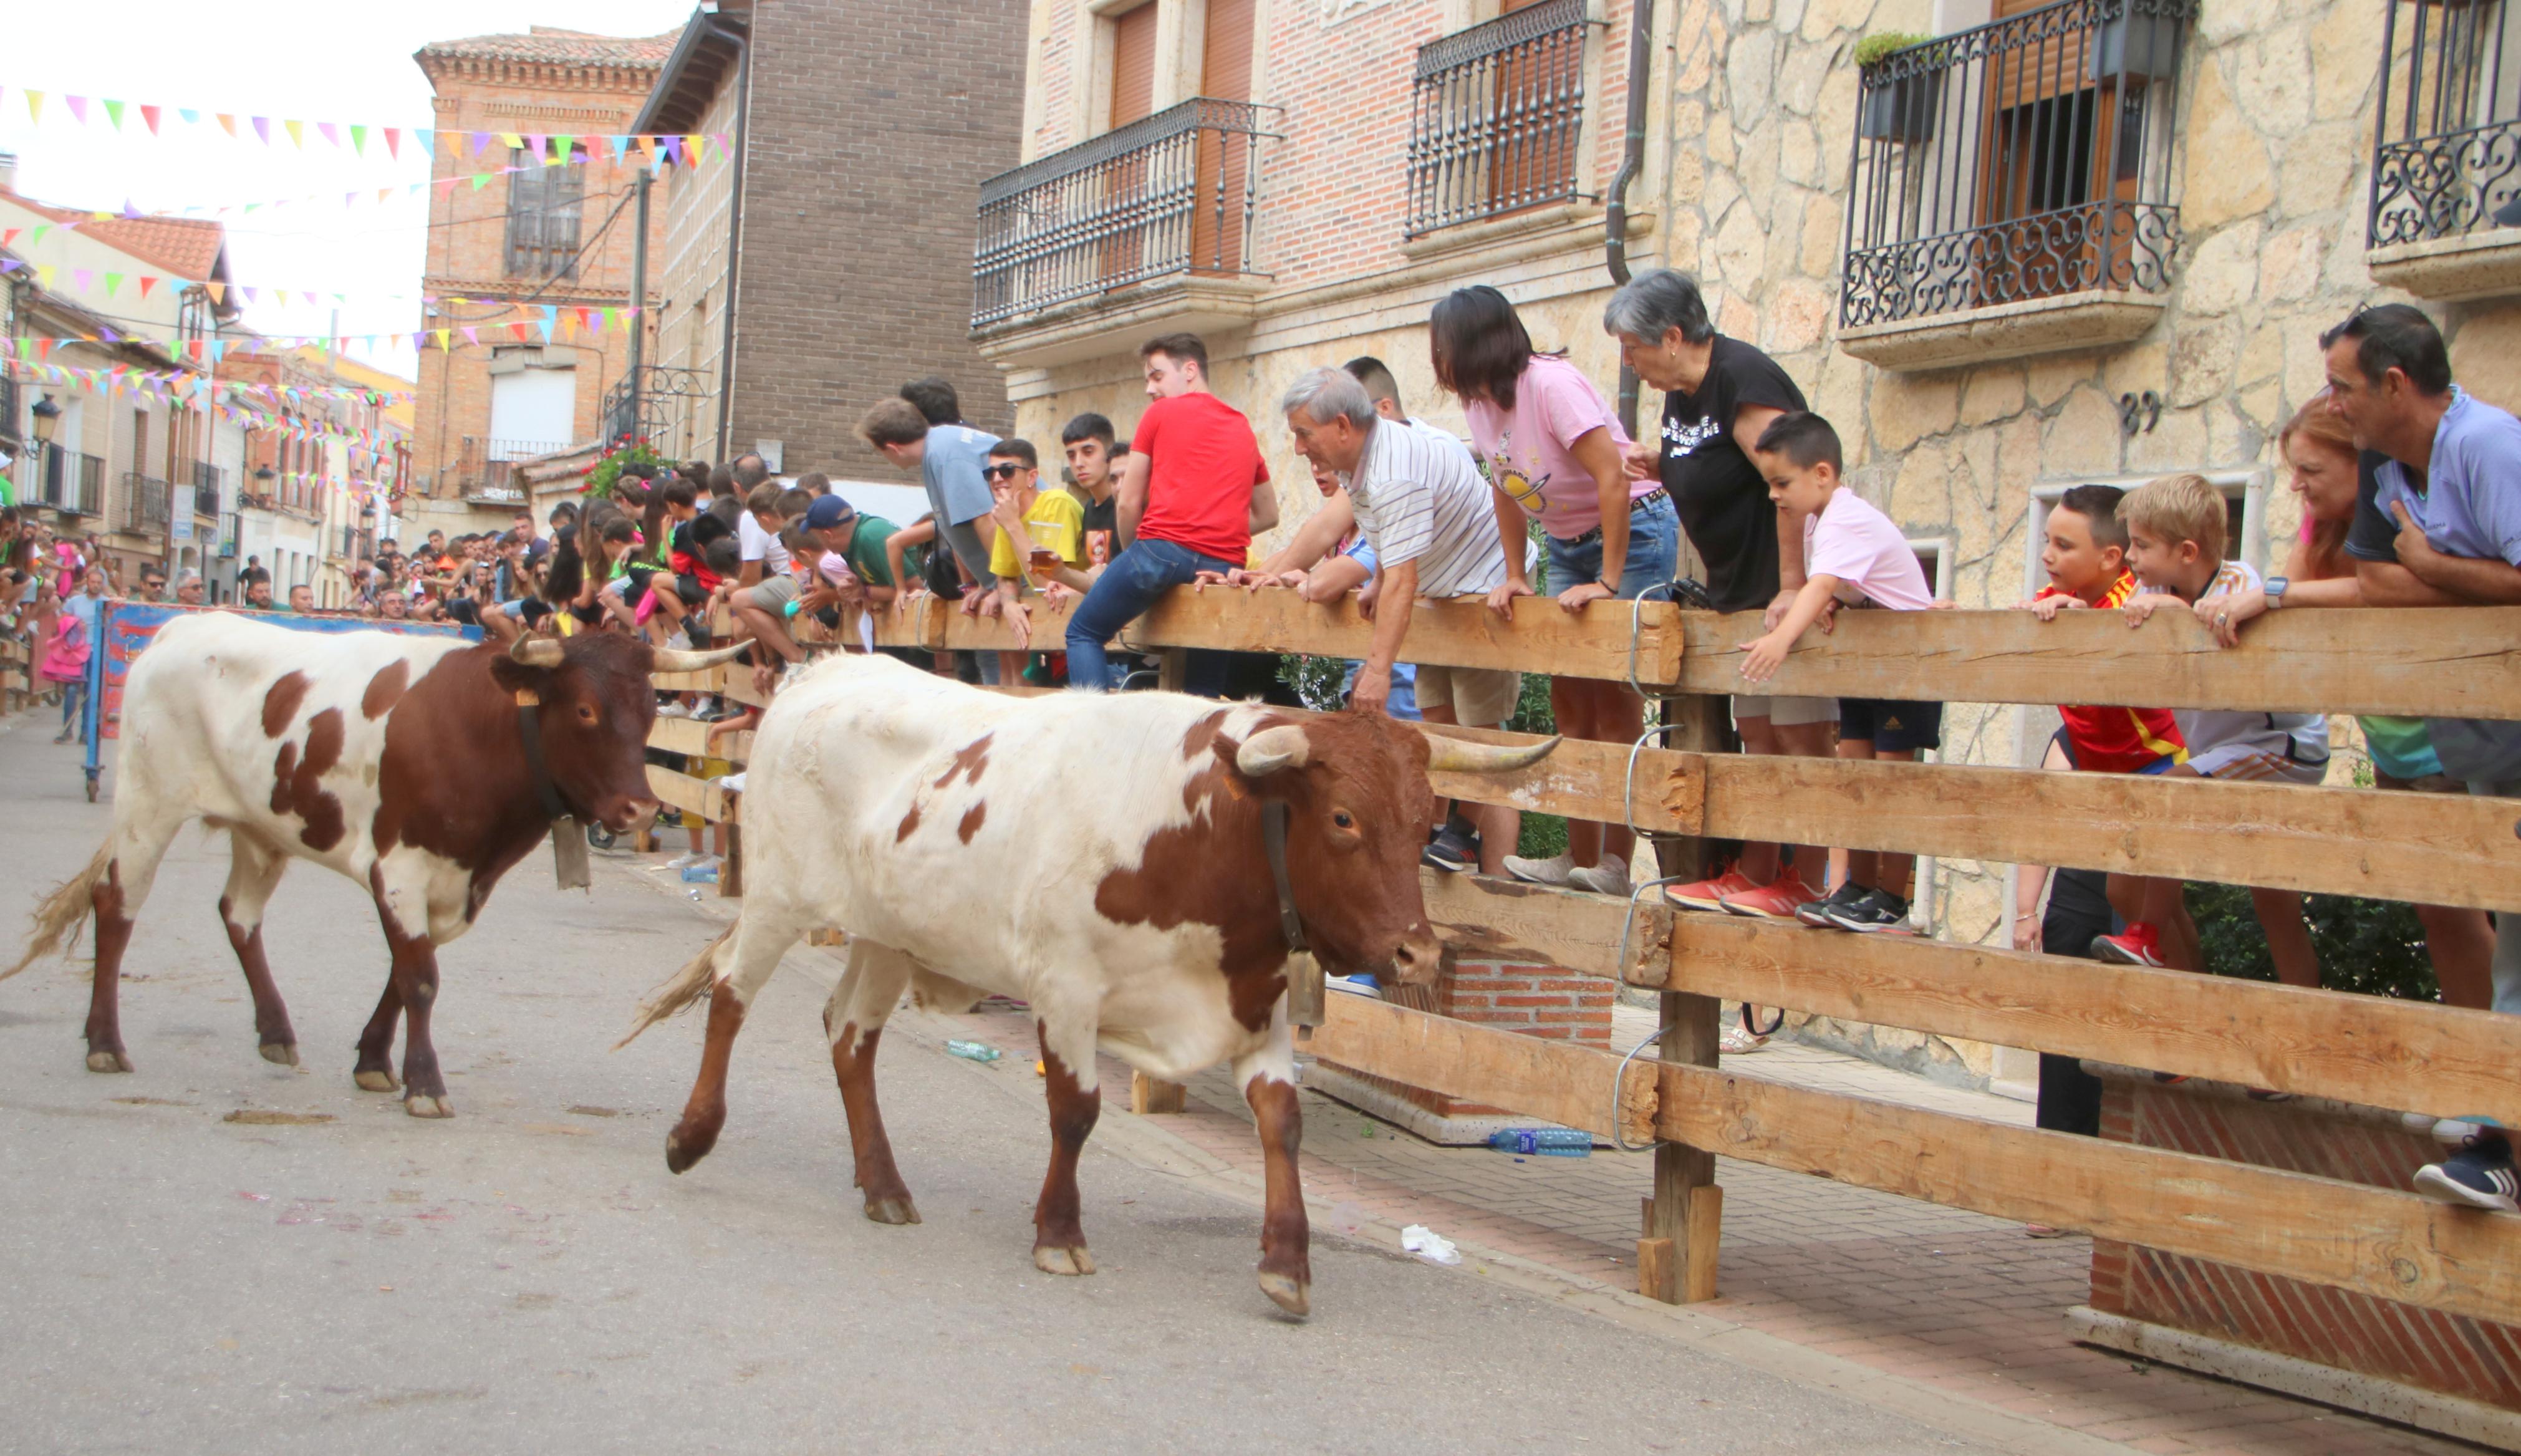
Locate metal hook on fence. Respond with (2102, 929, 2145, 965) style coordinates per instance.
(1624, 579, 1679, 701)
(1611, 1016, 1684, 1152)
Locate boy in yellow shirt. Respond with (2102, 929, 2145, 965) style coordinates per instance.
(985, 439, 1088, 677)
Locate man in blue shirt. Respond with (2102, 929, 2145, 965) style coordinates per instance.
(2324, 302, 2521, 1211)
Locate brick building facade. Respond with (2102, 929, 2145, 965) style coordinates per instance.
(634, 0, 1026, 476)
(410, 26, 672, 536)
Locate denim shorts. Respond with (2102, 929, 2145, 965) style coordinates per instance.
(1543, 493, 1681, 600)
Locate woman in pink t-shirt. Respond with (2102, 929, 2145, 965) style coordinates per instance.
(1430, 286, 1681, 899)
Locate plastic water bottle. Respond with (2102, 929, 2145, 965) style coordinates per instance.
(945, 1039, 1003, 1063)
(1486, 1127, 1593, 1157)
(680, 863, 719, 884)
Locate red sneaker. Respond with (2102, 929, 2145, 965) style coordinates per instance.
(2093, 922, 2167, 967)
(1664, 864, 1762, 913)
(1718, 875, 1827, 920)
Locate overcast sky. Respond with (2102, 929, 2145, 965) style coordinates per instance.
(2, 0, 696, 381)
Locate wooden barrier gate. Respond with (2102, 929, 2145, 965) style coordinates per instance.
(643, 591, 2521, 1401)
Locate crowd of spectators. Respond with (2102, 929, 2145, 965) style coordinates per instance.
(1, 286, 2510, 1214)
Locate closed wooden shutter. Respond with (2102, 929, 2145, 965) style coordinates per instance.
(1200, 0, 1255, 102)
(1192, 0, 1257, 273)
(1111, 2, 1158, 128)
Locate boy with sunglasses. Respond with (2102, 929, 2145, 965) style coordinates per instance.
(985, 440, 1088, 671)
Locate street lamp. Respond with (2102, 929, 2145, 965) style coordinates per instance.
(29, 393, 60, 448)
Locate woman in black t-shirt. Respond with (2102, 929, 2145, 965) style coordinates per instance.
(1603, 269, 1839, 921)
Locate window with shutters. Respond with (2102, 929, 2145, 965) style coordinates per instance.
(504, 148, 586, 279)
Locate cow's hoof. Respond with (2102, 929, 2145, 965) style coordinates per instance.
(403, 1095, 454, 1119)
(259, 1041, 299, 1068)
(1259, 1271, 1311, 1318)
(864, 1196, 921, 1226)
(1033, 1244, 1096, 1276)
(664, 1129, 714, 1175)
(85, 1049, 133, 1074)
(353, 1068, 399, 1093)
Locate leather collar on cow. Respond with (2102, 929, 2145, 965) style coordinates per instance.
(1261, 799, 1308, 957)
(513, 696, 576, 824)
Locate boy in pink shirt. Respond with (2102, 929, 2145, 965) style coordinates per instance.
(1736, 412, 1939, 933)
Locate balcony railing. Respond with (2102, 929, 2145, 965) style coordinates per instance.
(2371, 0, 2521, 248)
(0, 374, 18, 447)
(41, 450, 105, 516)
(120, 473, 171, 534)
(1405, 0, 1594, 237)
(972, 98, 1276, 329)
(1839, 0, 2194, 330)
(216, 512, 239, 559)
(192, 460, 225, 515)
(599, 364, 713, 452)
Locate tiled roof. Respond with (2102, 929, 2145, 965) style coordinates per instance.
(418, 26, 678, 67)
(0, 188, 226, 279)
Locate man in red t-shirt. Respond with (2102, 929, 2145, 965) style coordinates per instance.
(1065, 332, 1279, 690)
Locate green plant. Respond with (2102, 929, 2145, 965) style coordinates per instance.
(1854, 31, 1932, 68)
(581, 439, 672, 500)
(2186, 882, 2442, 1003)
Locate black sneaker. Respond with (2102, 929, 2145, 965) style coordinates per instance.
(1824, 887, 1916, 935)
(1794, 880, 1871, 928)
(2416, 1132, 2520, 1212)
(1422, 822, 1479, 874)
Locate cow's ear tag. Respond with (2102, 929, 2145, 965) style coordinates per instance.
(513, 687, 542, 708)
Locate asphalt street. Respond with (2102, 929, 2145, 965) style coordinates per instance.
(0, 707, 2003, 1455)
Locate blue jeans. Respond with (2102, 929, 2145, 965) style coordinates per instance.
(1066, 539, 1238, 691)
(1541, 493, 1682, 600)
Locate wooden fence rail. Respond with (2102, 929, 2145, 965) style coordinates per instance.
(637, 584, 2520, 1329)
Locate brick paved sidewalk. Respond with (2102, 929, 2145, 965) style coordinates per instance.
(927, 996, 2470, 1456)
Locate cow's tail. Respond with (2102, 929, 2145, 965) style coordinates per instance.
(4, 844, 112, 983)
(615, 923, 736, 1049)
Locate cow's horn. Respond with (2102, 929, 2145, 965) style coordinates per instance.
(1235, 724, 1312, 777)
(509, 637, 566, 668)
(1424, 731, 1562, 775)
(649, 642, 752, 675)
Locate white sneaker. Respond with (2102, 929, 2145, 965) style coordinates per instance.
(1325, 975, 1382, 1000)
(657, 701, 694, 719)
(1567, 853, 1631, 898)
(712, 771, 746, 794)
(665, 630, 693, 652)
(663, 851, 705, 870)
(1503, 852, 1577, 887)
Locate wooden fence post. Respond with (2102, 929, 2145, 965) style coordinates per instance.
(1641, 692, 1728, 1304)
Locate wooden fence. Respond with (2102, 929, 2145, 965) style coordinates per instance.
(643, 591, 2521, 1320)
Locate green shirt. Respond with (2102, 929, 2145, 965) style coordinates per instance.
(839, 514, 906, 588)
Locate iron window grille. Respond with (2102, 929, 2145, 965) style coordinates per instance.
(1406, 0, 1596, 238)
(120, 473, 171, 534)
(2371, 0, 2521, 248)
(972, 98, 1278, 329)
(1839, 0, 2194, 330)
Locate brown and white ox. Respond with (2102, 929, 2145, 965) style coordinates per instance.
(6, 613, 744, 1115)
(617, 652, 1555, 1315)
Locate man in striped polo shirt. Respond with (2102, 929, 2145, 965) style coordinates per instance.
(1236, 366, 1521, 870)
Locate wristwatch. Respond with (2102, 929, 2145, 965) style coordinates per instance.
(2265, 576, 2289, 609)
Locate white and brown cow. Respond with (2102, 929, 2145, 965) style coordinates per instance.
(619, 652, 1553, 1315)
(7, 612, 743, 1114)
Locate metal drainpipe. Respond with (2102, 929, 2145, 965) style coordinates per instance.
(708, 16, 751, 462)
(1604, 0, 1656, 439)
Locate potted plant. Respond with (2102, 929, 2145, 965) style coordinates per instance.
(1856, 32, 1942, 144)
(2090, 0, 2187, 82)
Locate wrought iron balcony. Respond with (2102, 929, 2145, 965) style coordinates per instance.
(191, 460, 224, 515)
(1406, 0, 1594, 237)
(2371, 0, 2521, 249)
(120, 473, 172, 534)
(1839, 0, 2194, 331)
(972, 98, 1276, 330)
(599, 364, 712, 451)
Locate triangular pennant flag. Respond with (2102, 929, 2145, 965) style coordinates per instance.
(30, 226, 50, 245)
(251, 115, 271, 143)
(470, 173, 489, 191)
(204, 281, 224, 305)
(685, 134, 706, 165)
(609, 135, 629, 163)
(216, 112, 236, 137)
(470, 130, 493, 157)
(241, 286, 258, 303)
(350, 124, 367, 155)
(637, 133, 658, 162)
(22, 91, 41, 123)
(284, 119, 305, 148)
(713, 132, 733, 153)
(461, 327, 478, 345)
(138, 276, 157, 299)
(140, 104, 161, 135)
(511, 321, 534, 342)
(178, 107, 199, 125)
(103, 99, 127, 130)
(36, 264, 54, 288)
(377, 188, 392, 204)
(415, 128, 434, 158)
(600, 307, 620, 333)
(103, 272, 123, 296)
(382, 126, 400, 159)
(574, 307, 594, 332)
(1, 228, 15, 246)
(66, 95, 89, 124)
(72, 269, 93, 291)
(319, 121, 341, 148)
(499, 132, 524, 152)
